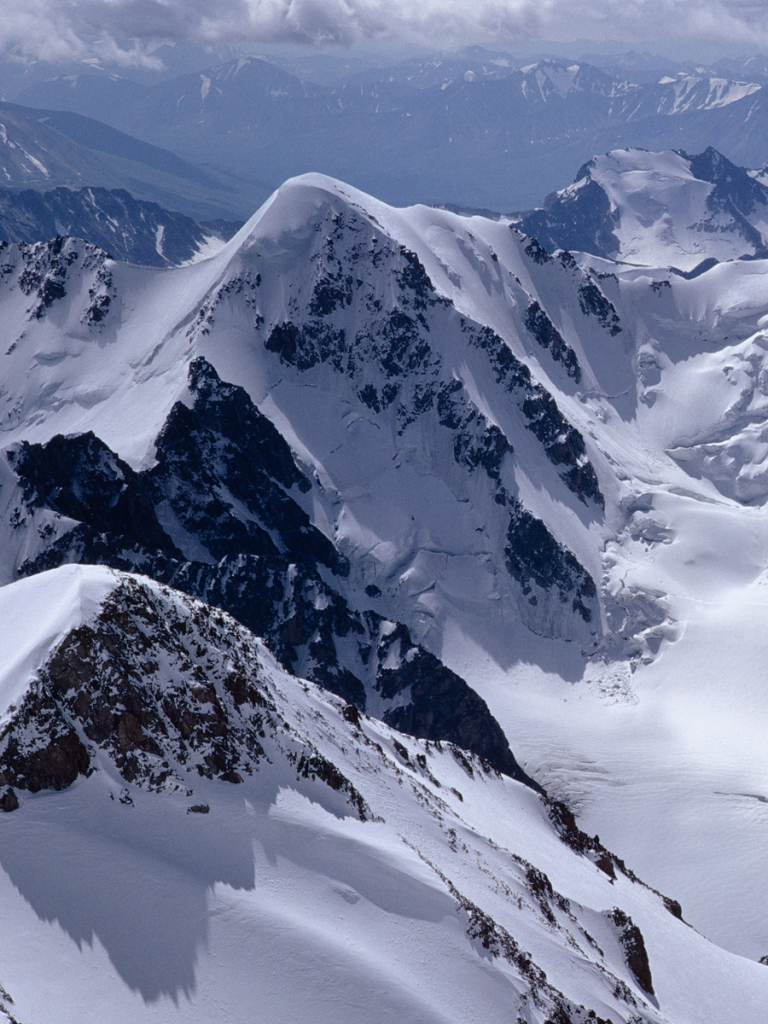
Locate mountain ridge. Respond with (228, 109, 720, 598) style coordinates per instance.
(11, 51, 768, 210)
(1, 563, 765, 1023)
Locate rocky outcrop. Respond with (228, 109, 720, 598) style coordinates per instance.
(516, 176, 621, 261)
(523, 300, 582, 381)
(608, 908, 655, 997)
(578, 278, 622, 335)
(374, 622, 540, 789)
(0, 576, 371, 820)
(2, 235, 114, 324)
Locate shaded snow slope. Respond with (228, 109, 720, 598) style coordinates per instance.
(1, 566, 767, 1024)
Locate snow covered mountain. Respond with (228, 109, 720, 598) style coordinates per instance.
(514, 146, 768, 270)
(3, 170, 768, 1017)
(4, 564, 766, 1024)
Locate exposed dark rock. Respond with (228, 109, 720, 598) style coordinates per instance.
(468, 324, 603, 506)
(548, 799, 686, 929)
(10, 431, 175, 557)
(0, 980, 20, 1024)
(309, 273, 354, 315)
(0, 788, 18, 812)
(375, 622, 540, 791)
(524, 864, 569, 925)
(436, 378, 513, 483)
(522, 234, 554, 264)
(9, 359, 533, 785)
(506, 506, 597, 622)
(516, 177, 621, 260)
(342, 704, 362, 727)
(607, 907, 654, 996)
(394, 246, 446, 310)
(578, 280, 622, 335)
(258, 223, 602, 634)
(0, 186, 226, 267)
(523, 300, 582, 381)
(0, 577, 370, 817)
(688, 148, 768, 255)
(266, 319, 347, 372)
(0, 684, 92, 794)
(6, 235, 113, 323)
(149, 357, 346, 575)
(663, 896, 683, 920)
(296, 752, 370, 821)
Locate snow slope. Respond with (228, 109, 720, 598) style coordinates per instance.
(1, 565, 767, 1024)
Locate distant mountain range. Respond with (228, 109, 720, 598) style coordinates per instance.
(0, 184, 241, 266)
(8, 47, 768, 210)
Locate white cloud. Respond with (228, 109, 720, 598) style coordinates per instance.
(2, 0, 768, 63)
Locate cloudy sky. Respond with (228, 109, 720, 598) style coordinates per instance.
(3, 0, 768, 64)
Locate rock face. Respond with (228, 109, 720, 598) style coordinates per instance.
(0, 234, 114, 325)
(6, 360, 535, 787)
(0, 575, 371, 818)
(608, 908, 655, 997)
(0, 176, 618, 792)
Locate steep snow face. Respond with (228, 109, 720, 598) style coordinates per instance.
(516, 147, 768, 270)
(1, 566, 767, 1024)
(654, 74, 761, 114)
(518, 60, 614, 102)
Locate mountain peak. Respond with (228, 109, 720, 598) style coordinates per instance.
(516, 146, 768, 269)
